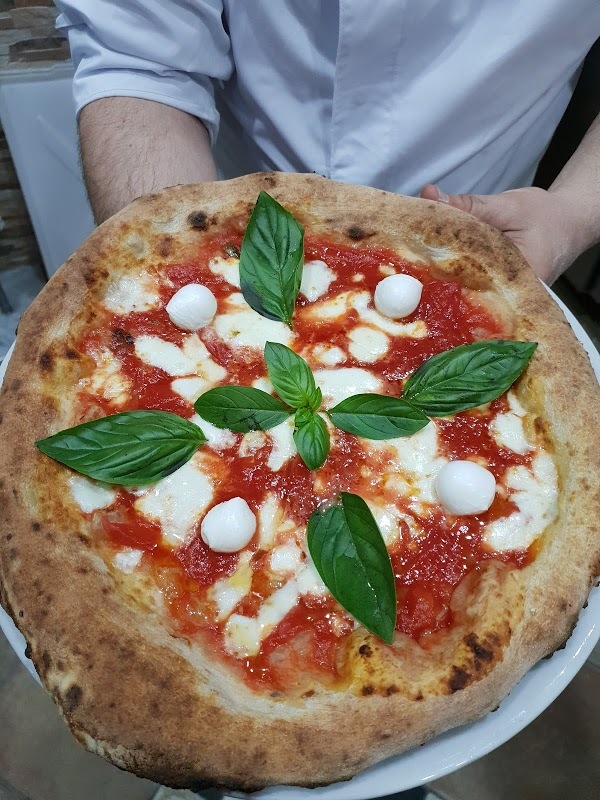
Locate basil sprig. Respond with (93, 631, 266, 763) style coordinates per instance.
(294, 409, 330, 470)
(402, 340, 537, 416)
(239, 191, 304, 327)
(264, 341, 322, 411)
(36, 410, 206, 486)
(308, 492, 397, 643)
(194, 386, 290, 432)
(328, 394, 429, 439)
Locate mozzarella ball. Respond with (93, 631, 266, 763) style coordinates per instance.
(374, 274, 423, 319)
(201, 497, 256, 553)
(166, 284, 217, 330)
(435, 460, 496, 515)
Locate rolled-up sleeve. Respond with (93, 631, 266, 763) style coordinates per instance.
(55, 0, 233, 144)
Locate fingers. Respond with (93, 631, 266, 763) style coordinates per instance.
(420, 184, 514, 229)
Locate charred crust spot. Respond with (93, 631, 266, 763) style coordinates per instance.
(5, 533, 12, 541)
(157, 235, 174, 258)
(31, 522, 40, 532)
(302, 689, 315, 698)
(188, 211, 208, 230)
(101, 586, 111, 596)
(378, 732, 392, 740)
(77, 566, 90, 576)
(24, 644, 32, 659)
(39, 351, 54, 372)
(56, 660, 65, 672)
(18, 610, 23, 618)
(263, 174, 276, 188)
(414, 691, 424, 701)
(448, 666, 470, 693)
(465, 633, 494, 664)
(361, 684, 375, 696)
(8, 548, 17, 560)
(65, 348, 79, 360)
(358, 643, 372, 658)
(63, 684, 83, 713)
(385, 685, 399, 696)
(347, 224, 374, 241)
(10, 378, 21, 391)
(559, 600, 568, 612)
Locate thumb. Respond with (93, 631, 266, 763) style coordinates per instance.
(420, 184, 514, 229)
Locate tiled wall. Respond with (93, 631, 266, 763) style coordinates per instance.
(0, 1, 69, 273)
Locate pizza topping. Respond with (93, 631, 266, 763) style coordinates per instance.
(37, 410, 207, 486)
(328, 394, 429, 439)
(134, 457, 214, 545)
(374, 273, 423, 319)
(103, 272, 160, 314)
(269, 541, 304, 574)
(293, 410, 330, 470)
(134, 334, 227, 380)
(195, 386, 290, 433)
(434, 460, 497, 515)
(112, 547, 143, 573)
(314, 367, 382, 407)
(402, 340, 537, 417)
(267, 417, 299, 470)
(209, 551, 253, 619)
(299, 259, 336, 301)
(484, 451, 558, 551)
(208, 255, 241, 288)
(308, 492, 396, 643)
(347, 325, 390, 363)
(239, 191, 304, 327)
(311, 344, 346, 366)
(200, 497, 257, 553)
(489, 392, 532, 455)
(165, 283, 217, 331)
(171, 376, 211, 402)
(68, 475, 116, 513)
(264, 341, 322, 410)
(213, 293, 294, 348)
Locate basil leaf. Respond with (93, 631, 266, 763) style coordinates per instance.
(194, 386, 291, 432)
(239, 191, 304, 326)
(402, 340, 537, 416)
(264, 341, 321, 411)
(328, 393, 429, 439)
(308, 492, 396, 644)
(36, 410, 206, 486)
(293, 410, 330, 470)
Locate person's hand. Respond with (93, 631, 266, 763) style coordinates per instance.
(420, 184, 583, 284)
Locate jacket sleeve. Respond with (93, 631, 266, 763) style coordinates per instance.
(55, 0, 233, 145)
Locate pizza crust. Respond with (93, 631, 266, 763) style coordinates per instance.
(1, 173, 599, 790)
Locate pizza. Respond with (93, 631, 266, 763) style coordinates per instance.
(0, 172, 599, 791)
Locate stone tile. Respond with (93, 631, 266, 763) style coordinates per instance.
(0, 630, 157, 800)
(15, 0, 54, 6)
(0, 0, 15, 12)
(429, 663, 600, 800)
(9, 35, 68, 62)
(9, 5, 57, 28)
(0, 11, 13, 29)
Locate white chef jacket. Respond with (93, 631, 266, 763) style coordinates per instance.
(56, 1, 600, 196)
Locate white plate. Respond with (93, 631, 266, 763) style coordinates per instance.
(1, 289, 599, 799)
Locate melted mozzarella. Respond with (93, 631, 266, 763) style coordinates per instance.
(252, 376, 275, 394)
(239, 430, 268, 458)
(69, 476, 116, 513)
(171, 376, 210, 402)
(86, 348, 130, 405)
(270, 541, 304, 574)
(296, 559, 329, 597)
(267, 417, 296, 471)
(113, 548, 143, 574)
(209, 551, 253, 619)
(209, 256, 240, 288)
(258, 493, 284, 549)
(372, 422, 448, 511)
(134, 334, 227, 380)
(224, 580, 299, 658)
(348, 326, 389, 363)
(300, 259, 336, 301)
(484, 452, 558, 551)
(214, 293, 293, 348)
(314, 367, 382, 408)
(490, 393, 532, 455)
(311, 344, 346, 366)
(103, 273, 159, 314)
(190, 414, 236, 450)
(135, 457, 213, 546)
(306, 290, 427, 338)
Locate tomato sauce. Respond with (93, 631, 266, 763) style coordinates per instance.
(74, 231, 537, 689)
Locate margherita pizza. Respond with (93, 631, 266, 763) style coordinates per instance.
(0, 173, 598, 791)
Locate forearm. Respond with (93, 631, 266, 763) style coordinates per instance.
(548, 111, 600, 259)
(79, 97, 217, 223)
